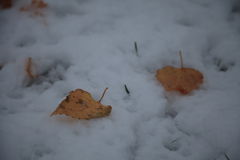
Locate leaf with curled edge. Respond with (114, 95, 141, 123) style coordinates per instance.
(156, 51, 203, 94)
(50, 87, 112, 120)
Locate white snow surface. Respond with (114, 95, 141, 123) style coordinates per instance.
(0, 0, 240, 160)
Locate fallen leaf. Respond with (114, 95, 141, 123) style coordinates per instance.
(26, 57, 39, 79)
(0, 0, 12, 9)
(51, 87, 112, 120)
(156, 51, 203, 94)
(20, 0, 48, 17)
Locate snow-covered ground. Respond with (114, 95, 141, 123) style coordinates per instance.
(0, 0, 240, 160)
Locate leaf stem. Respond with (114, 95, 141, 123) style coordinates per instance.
(179, 51, 183, 69)
(98, 87, 108, 103)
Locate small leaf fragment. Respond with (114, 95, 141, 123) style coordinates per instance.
(0, 0, 12, 9)
(20, 0, 48, 17)
(26, 57, 39, 79)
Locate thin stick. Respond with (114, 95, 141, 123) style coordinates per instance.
(98, 87, 108, 103)
(225, 154, 230, 160)
(124, 84, 130, 95)
(134, 42, 139, 57)
(179, 51, 183, 69)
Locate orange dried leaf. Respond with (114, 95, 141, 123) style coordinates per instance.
(156, 51, 203, 94)
(20, 0, 48, 17)
(0, 0, 12, 9)
(50, 88, 112, 120)
(26, 57, 38, 79)
(31, 0, 47, 8)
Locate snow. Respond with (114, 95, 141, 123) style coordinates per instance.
(0, 0, 240, 160)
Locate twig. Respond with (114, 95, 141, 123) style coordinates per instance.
(134, 42, 139, 57)
(124, 84, 130, 95)
(225, 154, 230, 160)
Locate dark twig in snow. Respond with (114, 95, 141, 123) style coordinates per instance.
(124, 84, 130, 95)
(134, 42, 139, 57)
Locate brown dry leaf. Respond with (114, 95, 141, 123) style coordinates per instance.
(51, 88, 112, 120)
(26, 57, 39, 79)
(20, 0, 48, 17)
(156, 51, 203, 94)
(0, 0, 12, 9)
